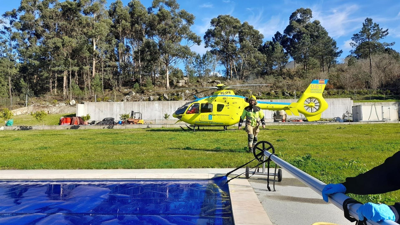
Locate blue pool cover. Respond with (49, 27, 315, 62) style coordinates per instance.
(0, 178, 233, 225)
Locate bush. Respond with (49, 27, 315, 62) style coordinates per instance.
(164, 113, 170, 120)
(0, 108, 12, 121)
(53, 100, 58, 105)
(133, 83, 140, 92)
(120, 114, 130, 120)
(31, 110, 47, 123)
(81, 114, 91, 121)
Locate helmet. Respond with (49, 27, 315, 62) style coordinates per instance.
(249, 95, 257, 105)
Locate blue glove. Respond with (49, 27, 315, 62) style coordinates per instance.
(322, 183, 346, 202)
(357, 202, 395, 222)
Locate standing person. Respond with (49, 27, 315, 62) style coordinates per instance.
(322, 151, 400, 223)
(238, 95, 266, 152)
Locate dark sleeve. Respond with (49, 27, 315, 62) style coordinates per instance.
(342, 151, 400, 195)
(260, 116, 265, 125)
(390, 204, 400, 223)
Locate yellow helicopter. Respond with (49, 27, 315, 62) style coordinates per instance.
(173, 79, 328, 130)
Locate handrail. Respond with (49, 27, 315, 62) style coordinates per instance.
(263, 151, 399, 225)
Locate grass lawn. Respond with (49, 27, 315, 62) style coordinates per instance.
(0, 123, 400, 204)
(0, 113, 76, 126)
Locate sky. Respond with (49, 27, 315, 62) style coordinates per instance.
(2, 0, 400, 62)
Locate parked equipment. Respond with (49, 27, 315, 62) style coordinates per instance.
(127, 111, 144, 124)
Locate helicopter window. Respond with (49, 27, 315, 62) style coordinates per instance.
(217, 104, 224, 112)
(200, 103, 213, 113)
(186, 103, 199, 114)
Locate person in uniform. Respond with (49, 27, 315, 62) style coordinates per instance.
(238, 95, 266, 152)
(322, 151, 400, 223)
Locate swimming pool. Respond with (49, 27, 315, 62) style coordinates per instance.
(0, 179, 233, 224)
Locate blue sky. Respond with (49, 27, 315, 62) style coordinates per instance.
(2, 0, 400, 62)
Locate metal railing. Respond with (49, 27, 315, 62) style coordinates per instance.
(263, 151, 399, 225)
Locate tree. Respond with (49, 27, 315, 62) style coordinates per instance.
(0, 13, 19, 107)
(149, 0, 200, 89)
(127, 0, 148, 85)
(282, 8, 341, 73)
(109, 0, 130, 89)
(204, 15, 241, 79)
(81, 0, 111, 95)
(237, 22, 265, 79)
(351, 18, 394, 80)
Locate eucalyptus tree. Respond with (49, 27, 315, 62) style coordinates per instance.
(135, 39, 160, 85)
(109, 0, 130, 89)
(127, 0, 148, 85)
(13, 0, 47, 96)
(58, 0, 83, 100)
(204, 15, 241, 79)
(351, 18, 394, 78)
(149, 0, 201, 89)
(81, 0, 111, 82)
(237, 22, 265, 79)
(0, 11, 19, 105)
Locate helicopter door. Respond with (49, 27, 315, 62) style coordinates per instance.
(200, 103, 213, 121)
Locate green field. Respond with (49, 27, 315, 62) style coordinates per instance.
(0, 113, 76, 126)
(0, 123, 399, 204)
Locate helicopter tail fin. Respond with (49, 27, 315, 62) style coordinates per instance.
(294, 79, 329, 121)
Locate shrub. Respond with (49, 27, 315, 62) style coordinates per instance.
(120, 114, 130, 120)
(133, 83, 140, 92)
(31, 110, 47, 123)
(81, 114, 91, 121)
(53, 100, 58, 105)
(164, 113, 170, 120)
(0, 108, 12, 121)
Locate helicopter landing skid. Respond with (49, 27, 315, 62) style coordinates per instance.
(179, 125, 229, 132)
(225, 141, 282, 191)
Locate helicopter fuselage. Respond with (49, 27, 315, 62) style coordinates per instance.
(172, 79, 329, 125)
(173, 90, 291, 126)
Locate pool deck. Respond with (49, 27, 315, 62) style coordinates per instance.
(0, 169, 351, 225)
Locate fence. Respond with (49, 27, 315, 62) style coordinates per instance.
(0, 96, 22, 109)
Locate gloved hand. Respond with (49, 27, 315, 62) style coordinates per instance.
(322, 183, 346, 202)
(357, 202, 395, 222)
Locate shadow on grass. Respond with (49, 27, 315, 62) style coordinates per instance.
(147, 128, 230, 132)
(169, 147, 248, 153)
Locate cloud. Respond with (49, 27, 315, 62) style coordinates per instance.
(190, 42, 209, 55)
(200, 3, 213, 8)
(312, 4, 364, 38)
(342, 39, 354, 51)
(222, 0, 230, 3)
(398, 12, 400, 17)
(245, 8, 287, 39)
(390, 26, 400, 37)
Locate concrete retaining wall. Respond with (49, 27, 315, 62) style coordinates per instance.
(77, 98, 355, 122)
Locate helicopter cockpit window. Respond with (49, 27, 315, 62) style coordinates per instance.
(217, 104, 224, 112)
(200, 103, 213, 113)
(186, 103, 199, 114)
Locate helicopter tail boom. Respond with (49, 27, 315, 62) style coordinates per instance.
(295, 79, 328, 121)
